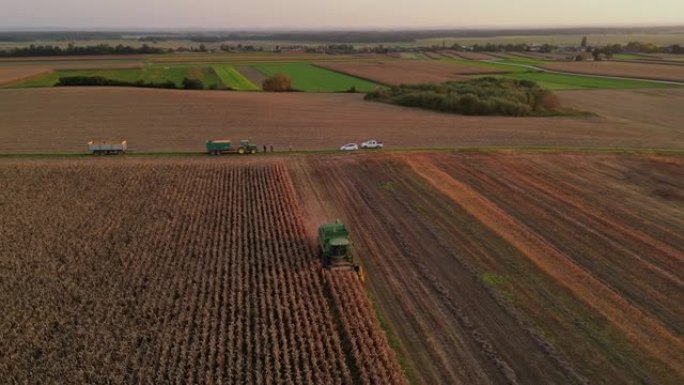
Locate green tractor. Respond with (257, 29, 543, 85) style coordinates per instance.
(318, 221, 360, 273)
(206, 139, 258, 155)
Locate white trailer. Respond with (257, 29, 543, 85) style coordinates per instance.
(88, 140, 128, 155)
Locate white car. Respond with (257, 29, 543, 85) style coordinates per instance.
(340, 143, 359, 151)
(361, 139, 384, 149)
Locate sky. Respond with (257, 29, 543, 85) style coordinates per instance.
(1, 0, 683, 30)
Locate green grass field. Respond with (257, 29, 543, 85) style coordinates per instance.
(212, 65, 259, 90)
(613, 53, 649, 60)
(140, 65, 187, 86)
(251, 62, 379, 92)
(2, 68, 143, 88)
(492, 71, 676, 90)
(446, 58, 676, 90)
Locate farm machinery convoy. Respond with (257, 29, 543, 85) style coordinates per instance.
(87, 139, 260, 155)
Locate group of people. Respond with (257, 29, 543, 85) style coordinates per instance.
(261, 145, 294, 153)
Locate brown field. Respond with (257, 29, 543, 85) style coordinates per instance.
(637, 53, 684, 62)
(0, 157, 407, 385)
(509, 51, 574, 61)
(557, 88, 684, 130)
(541, 61, 684, 82)
(291, 151, 684, 385)
(148, 53, 384, 64)
(422, 51, 447, 59)
(449, 51, 498, 60)
(235, 65, 267, 88)
(317, 60, 507, 85)
(1, 87, 684, 153)
(1, 151, 682, 384)
(0, 67, 52, 85)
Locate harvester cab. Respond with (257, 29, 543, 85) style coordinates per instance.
(318, 221, 360, 273)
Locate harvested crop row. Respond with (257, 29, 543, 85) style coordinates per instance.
(291, 152, 684, 385)
(0, 158, 407, 385)
(315, 60, 496, 85)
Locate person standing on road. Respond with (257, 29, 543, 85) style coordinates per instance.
(263, 145, 266, 153)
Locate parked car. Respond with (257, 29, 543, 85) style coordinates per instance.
(361, 139, 384, 149)
(340, 143, 359, 151)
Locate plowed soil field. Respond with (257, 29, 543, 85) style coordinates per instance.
(540, 61, 684, 82)
(0, 157, 407, 385)
(0, 67, 51, 85)
(448, 51, 498, 60)
(2, 87, 683, 153)
(291, 151, 684, 385)
(556, 88, 684, 130)
(315, 60, 506, 85)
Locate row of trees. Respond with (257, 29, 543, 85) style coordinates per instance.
(57, 76, 212, 90)
(0, 43, 166, 57)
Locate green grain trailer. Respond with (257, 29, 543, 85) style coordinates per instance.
(206, 139, 258, 155)
(318, 221, 359, 272)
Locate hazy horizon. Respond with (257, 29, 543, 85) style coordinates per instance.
(2, 0, 683, 30)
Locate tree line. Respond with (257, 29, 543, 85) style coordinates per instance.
(56, 76, 219, 90)
(0, 44, 167, 57)
(365, 78, 563, 117)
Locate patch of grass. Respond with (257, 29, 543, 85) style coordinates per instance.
(481, 272, 508, 286)
(481, 272, 514, 302)
(212, 65, 259, 90)
(380, 181, 396, 191)
(140, 65, 188, 87)
(251, 62, 378, 92)
(613, 53, 649, 60)
(4, 69, 142, 88)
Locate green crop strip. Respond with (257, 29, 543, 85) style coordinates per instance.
(251, 62, 379, 92)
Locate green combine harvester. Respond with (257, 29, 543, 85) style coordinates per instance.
(206, 139, 258, 155)
(318, 221, 360, 273)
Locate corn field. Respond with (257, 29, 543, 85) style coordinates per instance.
(0, 158, 407, 385)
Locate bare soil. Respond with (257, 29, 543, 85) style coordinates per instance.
(1, 87, 680, 153)
(235, 65, 266, 88)
(0, 67, 52, 85)
(449, 51, 498, 60)
(556, 88, 684, 130)
(315, 60, 505, 85)
(540, 61, 684, 82)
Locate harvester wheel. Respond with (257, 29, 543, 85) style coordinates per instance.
(238, 147, 246, 155)
(250, 148, 257, 154)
